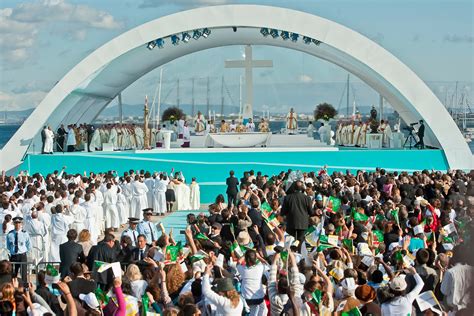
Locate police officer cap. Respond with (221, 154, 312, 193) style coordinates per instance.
(128, 217, 140, 224)
(13, 217, 23, 223)
(142, 208, 153, 214)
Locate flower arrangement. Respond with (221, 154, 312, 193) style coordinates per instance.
(314, 102, 337, 121)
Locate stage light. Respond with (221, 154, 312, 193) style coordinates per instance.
(182, 32, 191, 43)
(280, 31, 289, 40)
(156, 38, 165, 48)
(260, 28, 269, 37)
(202, 28, 211, 38)
(270, 29, 279, 38)
(290, 33, 299, 42)
(146, 41, 156, 50)
(193, 30, 201, 40)
(171, 35, 180, 45)
(232, 27, 237, 32)
(312, 39, 322, 46)
(303, 36, 312, 44)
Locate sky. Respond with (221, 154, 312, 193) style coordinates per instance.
(0, 0, 473, 115)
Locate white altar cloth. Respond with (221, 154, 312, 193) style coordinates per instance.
(206, 132, 272, 147)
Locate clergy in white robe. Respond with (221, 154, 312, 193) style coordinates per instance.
(50, 206, 74, 262)
(153, 175, 168, 215)
(353, 122, 362, 146)
(82, 195, 99, 245)
(131, 177, 149, 220)
(24, 211, 47, 263)
(144, 175, 155, 209)
(44, 127, 54, 154)
(178, 117, 185, 139)
(190, 178, 200, 210)
(37, 207, 51, 261)
(69, 198, 87, 233)
(90, 128, 102, 151)
(359, 123, 368, 147)
(172, 180, 191, 211)
(286, 108, 298, 134)
(194, 111, 206, 135)
(181, 122, 191, 148)
(108, 126, 118, 149)
(383, 123, 392, 147)
(66, 126, 76, 152)
(103, 184, 119, 229)
(335, 123, 343, 145)
(135, 126, 144, 149)
(92, 187, 105, 234)
(116, 189, 128, 225)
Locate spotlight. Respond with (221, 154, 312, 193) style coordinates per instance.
(270, 29, 279, 38)
(280, 31, 289, 40)
(171, 35, 180, 45)
(156, 38, 165, 48)
(260, 28, 269, 37)
(202, 28, 211, 38)
(146, 41, 156, 50)
(312, 39, 322, 46)
(303, 36, 312, 44)
(290, 33, 299, 42)
(232, 27, 237, 32)
(182, 32, 191, 43)
(193, 30, 201, 40)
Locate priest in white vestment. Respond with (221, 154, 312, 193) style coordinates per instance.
(135, 126, 144, 149)
(66, 125, 76, 152)
(286, 108, 298, 134)
(353, 122, 362, 146)
(131, 176, 149, 220)
(108, 126, 118, 150)
(116, 188, 128, 226)
(172, 180, 191, 211)
(153, 174, 168, 215)
(82, 195, 99, 245)
(359, 122, 368, 147)
(50, 206, 74, 262)
(69, 197, 86, 233)
(335, 123, 343, 145)
(92, 186, 105, 235)
(44, 127, 54, 154)
(194, 111, 206, 135)
(37, 207, 51, 261)
(144, 174, 155, 209)
(90, 128, 101, 151)
(190, 178, 200, 210)
(178, 117, 185, 139)
(103, 183, 119, 230)
(24, 211, 47, 263)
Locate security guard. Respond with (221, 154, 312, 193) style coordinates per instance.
(6, 217, 31, 282)
(137, 208, 160, 245)
(121, 217, 140, 247)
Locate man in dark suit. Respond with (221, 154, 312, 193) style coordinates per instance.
(59, 229, 85, 278)
(68, 262, 97, 299)
(226, 170, 239, 207)
(416, 120, 425, 149)
(281, 181, 313, 244)
(56, 124, 66, 152)
(41, 126, 47, 154)
(92, 233, 117, 289)
(132, 234, 151, 262)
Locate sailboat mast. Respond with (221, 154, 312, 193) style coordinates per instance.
(346, 74, 350, 118)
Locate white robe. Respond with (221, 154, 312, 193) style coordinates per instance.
(117, 193, 128, 225)
(131, 181, 149, 220)
(108, 128, 118, 149)
(172, 182, 191, 211)
(190, 182, 200, 210)
(50, 213, 74, 262)
(69, 204, 87, 233)
(24, 217, 47, 263)
(153, 179, 167, 215)
(44, 129, 54, 153)
(286, 112, 298, 132)
(94, 190, 105, 234)
(90, 129, 102, 151)
(82, 201, 99, 245)
(144, 178, 155, 209)
(38, 211, 51, 261)
(104, 189, 119, 229)
(66, 128, 76, 146)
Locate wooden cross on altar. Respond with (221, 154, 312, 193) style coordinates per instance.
(225, 45, 273, 120)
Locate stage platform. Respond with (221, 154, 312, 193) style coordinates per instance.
(21, 140, 449, 203)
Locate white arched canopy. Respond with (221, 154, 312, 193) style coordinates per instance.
(1, 4, 471, 171)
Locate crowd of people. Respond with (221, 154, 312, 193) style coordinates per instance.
(0, 166, 472, 315)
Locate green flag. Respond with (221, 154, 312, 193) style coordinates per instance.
(141, 294, 149, 315)
(394, 250, 404, 262)
(375, 213, 385, 222)
(372, 230, 384, 242)
(342, 238, 354, 253)
(342, 307, 362, 316)
(305, 225, 317, 236)
(261, 201, 272, 213)
(390, 209, 399, 224)
(195, 232, 210, 241)
(328, 196, 341, 213)
(189, 253, 207, 262)
(316, 243, 333, 252)
(443, 236, 454, 244)
(46, 264, 59, 277)
(311, 289, 322, 305)
(319, 234, 329, 244)
(280, 250, 289, 262)
(166, 243, 181, 262)
(95, 287, 109, 305)
(353, 212, 369, 222)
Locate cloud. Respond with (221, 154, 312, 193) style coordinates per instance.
(139, 0, 231, 9)
(0, 0, 123, 67)
(0, 90, 47, 111)
(443, 35, 473, 43)
(298, 74, 313, 83)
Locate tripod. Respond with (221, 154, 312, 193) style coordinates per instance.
(403, 129, 417, 149)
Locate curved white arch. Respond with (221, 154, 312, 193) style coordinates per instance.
(1, 4, 471, 171)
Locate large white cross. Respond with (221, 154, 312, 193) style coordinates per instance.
(225, 45, 273, 120)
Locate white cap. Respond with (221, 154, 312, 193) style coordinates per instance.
(79, 292, 100, 310)
(27, 303, 49, 315)
(341, 277, 357, 291)
(388, 242, 401, 252)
